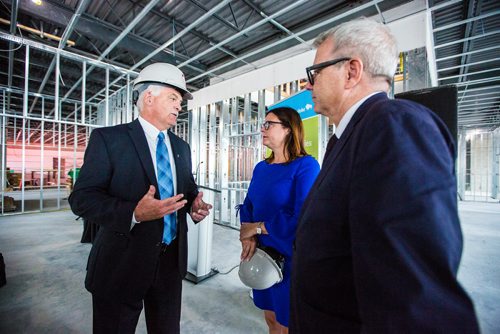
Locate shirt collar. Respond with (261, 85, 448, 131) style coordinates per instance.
(335, 91, 384, 139)
(138, 116, 168, 142)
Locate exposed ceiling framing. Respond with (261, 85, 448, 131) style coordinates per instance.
(430, 0, 500, 130)
(0, 0, 499, 130)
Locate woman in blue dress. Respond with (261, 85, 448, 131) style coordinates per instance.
(239, 107, 320, 333)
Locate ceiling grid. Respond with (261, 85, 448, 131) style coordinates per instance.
(430, 0, 500, 130)
(0, 0, 498, 129)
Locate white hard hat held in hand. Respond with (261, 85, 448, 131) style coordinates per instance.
(238, 247, 284, 290)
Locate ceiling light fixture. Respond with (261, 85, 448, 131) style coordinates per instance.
(32, 0, 42, 5)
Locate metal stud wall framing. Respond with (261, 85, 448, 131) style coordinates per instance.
(457, 129, 500, 202)
(187, 92, 263, 228)
(0, 38, 132, 216)
(187, 83, 324, 228)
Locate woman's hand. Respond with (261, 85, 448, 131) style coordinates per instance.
(240, 222, 260, 240)
(240, 236, 257, 261)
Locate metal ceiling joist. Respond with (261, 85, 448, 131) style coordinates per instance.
(457, 0, 479, 84)
(1, 0, 497, 130)
(459, 105, 500, 112)
(436, 45, 500, 62)
(429, 0, 463, 12)
(459, 110, 499, 116)
(453, 76, 500, 86)
(437, 57, 500, 72)
(434, 29, 500, 49)
(459, 105, 500, 113)
(6, 0, 206, 70)
(64, 0, 232, 120)
(459, 106, 499, 112)
(131, 0, 232, 71)
(240, 0, 309, 46)
(178, 0, 307, 70)
(459, 92, 499, 100)
(430, 1, 500, 133)
(432, 10, 499, 33)
(459, 116, 499, 122)
(439, 67, 500, 81)
(94, 0, 162, 64)
(459, 95, 500, 104)
(374, 2, 386, 24)
(459, 123, 498, 128)
(134, 2, 249, 71)
(29, 0, 92, 115)
(7, 0, 19, 90)
(187, 0, 383, 84)
(458, 109, 500, 116)
(5, 0, 19, 114)
(459, 96, 499, 104)
(458, 84, 500, 93)
(459, 115, 499, 122)
(57, 0, 163, 107)
(458, 120, 499, 128)
(458, 123, 499, 128)
(187, 0, 240, 33)
(0, 30, 136, 118)
(0, 84, 98, 105)
(0, 32, 136, 75)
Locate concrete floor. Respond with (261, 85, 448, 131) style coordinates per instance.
(0, 201, 499, 333)
(455, 201, 500, 333)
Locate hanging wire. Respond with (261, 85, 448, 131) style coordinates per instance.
(0, 38, 24, 52)
(217, 263, 240, 275)
(0, 0, 25, 52)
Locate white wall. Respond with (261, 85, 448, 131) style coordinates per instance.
(188, 49, 316, 109)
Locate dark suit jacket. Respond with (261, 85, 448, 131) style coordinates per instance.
(69, 119, 198, 302)
(290, 93, 479, 333)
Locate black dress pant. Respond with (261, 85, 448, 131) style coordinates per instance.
(92, 239, 182, 334)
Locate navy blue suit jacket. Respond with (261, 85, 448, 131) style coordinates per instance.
(69, 119, 198, 302)
(290, 93, 479, 333)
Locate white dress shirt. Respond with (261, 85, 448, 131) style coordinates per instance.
(132, 116, 178, 225)
(335, 92, 384, 139)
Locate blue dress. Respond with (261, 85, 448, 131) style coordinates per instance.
(239, 155, 320, 327)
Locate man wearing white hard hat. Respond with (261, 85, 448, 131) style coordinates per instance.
(69, 63, 212, 333)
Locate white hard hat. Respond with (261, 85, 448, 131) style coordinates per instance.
(238, 247, 284, 290)
(133, 63, 193, 100)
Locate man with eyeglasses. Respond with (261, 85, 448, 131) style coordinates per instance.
(290, 18, 479, 333)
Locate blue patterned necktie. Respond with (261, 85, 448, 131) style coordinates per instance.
(156, 132, 176, 244)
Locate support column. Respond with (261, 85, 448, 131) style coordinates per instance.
(457, 130, 466, 200)
(491, 129, 499, 200)
(186, 106, 217, 283)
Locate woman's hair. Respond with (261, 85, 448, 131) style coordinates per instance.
(265, 107, 308, 163)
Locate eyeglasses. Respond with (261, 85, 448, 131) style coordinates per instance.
(306, 57, 351, 85)
(261, 120, 283, 130)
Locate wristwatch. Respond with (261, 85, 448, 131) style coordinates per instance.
(256, 222, 263, 235)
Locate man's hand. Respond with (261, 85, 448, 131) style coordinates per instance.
(134, 185, 187, 222)
(190, 191, 213, 222)
(240, 236, 257, 261)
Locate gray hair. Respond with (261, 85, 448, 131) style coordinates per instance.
(314, 18, 399, 83)
(136, 84, 164, 112)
